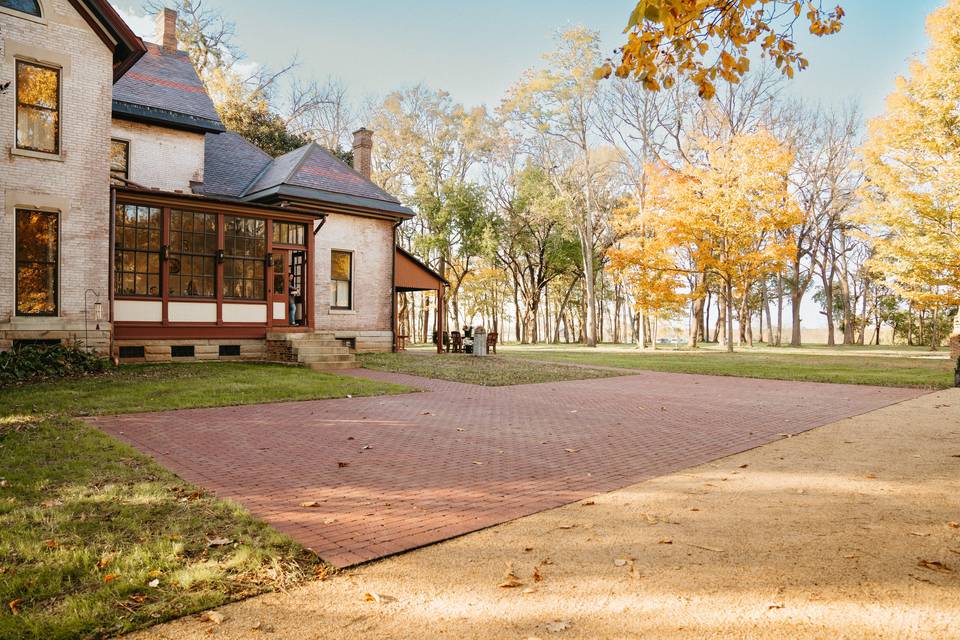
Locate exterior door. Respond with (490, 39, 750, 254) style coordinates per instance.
(271, 251, 289, 326)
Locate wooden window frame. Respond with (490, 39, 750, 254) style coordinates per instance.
(15, 59, 60, 155)
(168, 209, 217, 299)
(15, 208, 59, 317)
(222, 215, 267, 301)
(330, 249, 353, 310)
(0, 0, 44, 22)
(114, 203, 162, 298)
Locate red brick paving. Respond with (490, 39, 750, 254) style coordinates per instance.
(88, 369, 924, 567)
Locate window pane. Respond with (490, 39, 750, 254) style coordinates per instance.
(331, 251, 351, 281)
(110, 139, 129, 183)
(16, 61, 58, 154)
(114, 203, 161, 297)
(15, 210, 58, 316)
(223, 215, 266, 300)
(169, 210, 217, 298)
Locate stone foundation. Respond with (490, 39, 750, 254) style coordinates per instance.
(266, 339, 297, 363)
(333, 330, 393, 353)
(114, 339, 266, 363)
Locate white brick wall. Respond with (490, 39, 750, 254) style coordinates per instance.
(314, 213, 394, 338)
(111, 119, 205, 191)
(0, 0, 114, 343)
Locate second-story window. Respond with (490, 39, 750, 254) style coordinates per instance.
(0, 1, 42, 18)
(16, 60, 60, 155)
(110, 139, 130, 184)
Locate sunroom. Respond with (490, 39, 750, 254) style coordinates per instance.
(111, 187, 324, 347)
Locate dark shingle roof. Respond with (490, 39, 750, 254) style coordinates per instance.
(113, 42, 224, 132)
(198, 137, 412, 217)
(197, 132, 272, 198)
(245, 143, 402, 205)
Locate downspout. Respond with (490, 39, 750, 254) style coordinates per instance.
(108, 186, 117, 366)
(391, 220, 403, 352)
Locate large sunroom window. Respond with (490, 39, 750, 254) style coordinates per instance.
(115, 204, 162, 297)
(169, 210, 216, 297)
(223, 216, 266, 300)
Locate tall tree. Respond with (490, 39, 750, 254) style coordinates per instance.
(504, 28, 609, 346)
(857, 0, 960, 349)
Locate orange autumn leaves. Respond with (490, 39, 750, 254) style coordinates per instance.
(610, 130, 800, 321)
(598, 1, 844, 99)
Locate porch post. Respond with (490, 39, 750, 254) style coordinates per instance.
(436, 286, 444, 354)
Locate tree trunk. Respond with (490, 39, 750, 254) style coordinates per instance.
(931, 305, 940, 351)
(725, 277, 735, 353)
(775, 272, 784, 346)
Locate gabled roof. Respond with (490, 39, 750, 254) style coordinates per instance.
(113, 42, 225, 133)
(197, 132, 273, 198)
(240, 142, 414, 218)
(68, 0, 147, 81)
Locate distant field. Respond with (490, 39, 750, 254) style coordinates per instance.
(498, 343, 953, 389)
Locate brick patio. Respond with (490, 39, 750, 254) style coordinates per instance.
(88, 370, 924, 567)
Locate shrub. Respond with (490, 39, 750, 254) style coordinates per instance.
(0, 343, 109, 387)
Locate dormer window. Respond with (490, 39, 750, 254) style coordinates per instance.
(0, 0, 42, 18)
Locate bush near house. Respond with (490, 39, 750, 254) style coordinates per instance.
(0, 344, 109, 388)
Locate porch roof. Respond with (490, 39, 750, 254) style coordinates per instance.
(395, 246, 448, 292)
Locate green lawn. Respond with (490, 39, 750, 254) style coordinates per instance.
(0, 362, 409, 640)
(502, 344, 953, 389)
(360, 352, 624, 386)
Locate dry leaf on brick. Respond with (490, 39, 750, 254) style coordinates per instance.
(657, 538, 673, 545)
(338, 462, 350, 468)
(564, 448, 580, 454)
(948, 522, 960, 529)
(613, 558, 628, 567)
(544, 620, 573, 633)
(300, 501, 320, 508)
(532, 566, 544, 582)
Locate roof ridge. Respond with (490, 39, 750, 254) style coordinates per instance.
(301, 144, 400, 204)
(241, 142, 314, 197)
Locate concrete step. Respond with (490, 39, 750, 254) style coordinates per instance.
(296, 346, 353, 356)
(298, 353, 355, 364)
(308, 361, 359, 371)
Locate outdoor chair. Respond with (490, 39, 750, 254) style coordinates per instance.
(450, 331, 463, 353)
(486, 331, 498, 354)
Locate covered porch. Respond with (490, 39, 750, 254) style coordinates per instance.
(394, 246, 448, 353)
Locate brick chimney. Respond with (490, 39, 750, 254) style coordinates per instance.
(352, 128, 373, 179)
(157, 8, 178, 52)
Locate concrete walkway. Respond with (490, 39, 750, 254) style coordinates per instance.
(89, 369, 922, 567)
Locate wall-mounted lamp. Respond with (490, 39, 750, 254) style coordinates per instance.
(84, 289, 102, 353)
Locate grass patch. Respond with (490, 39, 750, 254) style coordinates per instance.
(0, 362, 409, 639)
(0, 361, 411, 418)
(359, 352, 623, 386)
(504, 345, 952, 389)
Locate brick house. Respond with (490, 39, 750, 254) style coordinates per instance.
(1, 2, 444, 365)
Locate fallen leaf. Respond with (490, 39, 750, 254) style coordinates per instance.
(338, 462, 349, 468)
(948, 522, 959, 529)
(457, 428, 465, 432)
(361, 445, 372, 450)
(738, 464, 749, 469)
(44, 539, 59, 549)
(200, 611, 224, 625)
(96, 555, 112, 569)
(522, 587, 537, 594)
(129, 594, 148, 603)
(910, 532, 931, 537)
(533, 567, 543, 582)
(918, 559, 953, 574)
(544, 620, 573, 633)
(581, 501, 595, 506)
(251, 621, 262, 630)
(767, 602, 785, 610)
(8, 599, 21, 614)
(363, 591, 396, 603)
(613, 559, 628, 567)
(322, 517, 337, 525)
(557, 524, 575, 530)
(563, 448, 579, 454)
(499, 564, 523, 588)
(148, 569, 162, 578)
(419, 411, 433, 416)
(843, 554, 858, 559)
(300, 501, 320, 508)
(524, 547, 534, 552)
(657, 538, 673, 545)
(472, 461, 484, 465)
(206, 538, 233, 548)
(865, 473, 877, 480)
(103, 574, 120, 583)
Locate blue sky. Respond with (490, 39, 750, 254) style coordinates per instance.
(113, 0, 941, 120)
